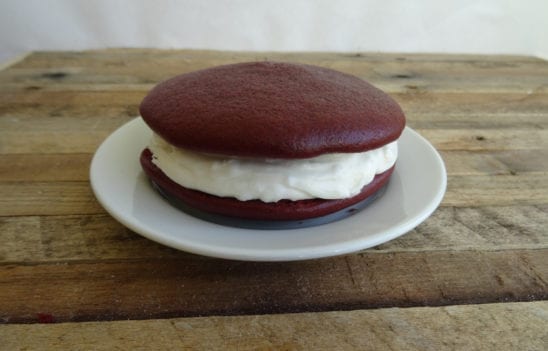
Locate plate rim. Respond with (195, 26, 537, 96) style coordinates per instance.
(90, 118, 447, 261)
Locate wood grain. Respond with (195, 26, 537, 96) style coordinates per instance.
(1, 301, 546, 351)
(444, 173, 548, 206)
(418, 129, 548, 151)
(441, 150, 548, 175)
(14, 49, 546, 62)
(0, 50, 547, 329)
(0, 154, 92, 182)
(0, 249, 546, 323)
(0, 182, 103, 216)
(1, 206, 546, 263)
(4, 50, 546, 87)
(2, 75, 546, 95)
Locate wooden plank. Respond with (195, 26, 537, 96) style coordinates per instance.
(0, 104, 140, 119)
(8, 50, 547, 72)
(0, 214, 179, 263)
(0, 82, 153, 92)
(0, 154, 91, 182)
(1, 318, 187, 349)
(444, 173, 548, 207)
(394, 92, 548, 116)
(418, 129, 548, 151)
(0, 249, 546, 323)
(1, 74, 546, 95)
(0, 205, 546, 263)
(0, 182, 103, 216)
(3, 80, 546, 96)
(12, 49, 546, 67)
(0, 90, 145, 106)
(0, 114, 133, 132)
(408, 113, 548, 131)
(1, 301, 546, 350)
(98, 49, 543, 62)
(376, 205, 548, 252)
(35, 48, 548, 58)
(0, 130, 113, 154)
(3, 50, 546, 97)
(441, 149, 548, 175)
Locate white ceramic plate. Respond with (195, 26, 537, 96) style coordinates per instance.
(90, 118, 446, 261)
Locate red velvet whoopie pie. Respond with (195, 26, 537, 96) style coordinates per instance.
(139, 62, 406, 228)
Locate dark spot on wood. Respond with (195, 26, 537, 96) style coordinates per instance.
(79, 216, 92, 226)
(509, 170, 517, 176)
(405, 85, 419, 90)
(396, 57, 406, 61)
(125, 105, 139, 117)
(495, 275, 505, 286)
(37, 313, 55, 323)
(476, 136, 486, 141)
(25, 85, 41, 91)
(42, 72, 67, 79)
(341, 53, 363, 58)
(40, 237, 52, 246)
(393, 74, 412, 79)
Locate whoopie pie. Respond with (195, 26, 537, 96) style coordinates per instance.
(139, 62, 405, 228)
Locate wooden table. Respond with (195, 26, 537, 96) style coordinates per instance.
(0, 50, 547, 350)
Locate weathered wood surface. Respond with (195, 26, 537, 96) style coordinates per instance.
(1, 249, 546, 323)
(0, 49, 546, 349)
(1, 206, 547, 263)
(1, 302, 546, 351)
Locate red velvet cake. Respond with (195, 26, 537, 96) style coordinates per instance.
(139, 62, 406, 226)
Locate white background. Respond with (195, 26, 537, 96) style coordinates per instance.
(1, 0, 547, 65)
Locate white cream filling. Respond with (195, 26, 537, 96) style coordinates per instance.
(148, 134, 397, 203)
